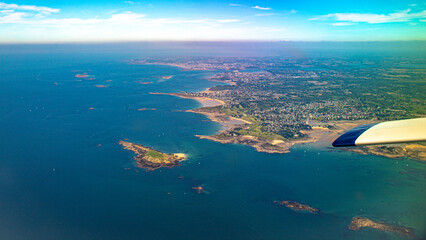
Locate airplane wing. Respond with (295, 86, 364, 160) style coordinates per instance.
(332, 118, 426, 147)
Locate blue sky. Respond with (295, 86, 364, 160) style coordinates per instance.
(0, 0, 425, 42)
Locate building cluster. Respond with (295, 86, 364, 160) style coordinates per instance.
(178, 58, 417, 137)
(136, 56, 422, 138)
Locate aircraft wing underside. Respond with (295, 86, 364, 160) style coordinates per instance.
(332, 118, 426, 147)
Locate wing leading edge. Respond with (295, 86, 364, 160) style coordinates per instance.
(332, 118, 426, 147)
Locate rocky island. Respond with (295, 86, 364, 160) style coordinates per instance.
(192, 186, 205, 194)
(273, 200, 320, 214)
(119, 141, 186, 171)
(75, 73, 89, 78)
(154, 75, 173, 79)
(349, 217, 414, 238)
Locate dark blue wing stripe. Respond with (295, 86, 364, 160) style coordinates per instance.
(332, 123, 378, 147)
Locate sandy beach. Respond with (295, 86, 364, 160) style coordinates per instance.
(149, 92, 225, 108)
(174, 94, 225, 108)
(166, 92, 251, 133)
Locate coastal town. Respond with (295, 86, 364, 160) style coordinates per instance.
(135, 56, 426, 158)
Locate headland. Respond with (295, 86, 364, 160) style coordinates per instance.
(347, 144, 426, 161)
(119, 141, 186, 171)
(349, 217, 414, 238)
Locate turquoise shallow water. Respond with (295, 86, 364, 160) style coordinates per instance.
(0, 51, 425, 240)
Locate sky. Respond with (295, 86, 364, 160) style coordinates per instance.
(0, 0, 425, 43)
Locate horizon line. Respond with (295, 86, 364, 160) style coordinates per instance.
(1, 40, 426, 45)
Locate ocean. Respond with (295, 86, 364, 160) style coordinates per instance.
(0, 43, 425, 239)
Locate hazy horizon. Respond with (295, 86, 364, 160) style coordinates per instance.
(1, 41, 425, 58)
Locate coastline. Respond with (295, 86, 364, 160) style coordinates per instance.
(137, 61, 224, 72)
(141, 62, 339, 153)
(169, 92, 226, 108)
(134, 61, 233, 85)
(147, 63, 425, 160)
(141, 62, 214, 71)
(167, 92, 426, 160)
(160, 91, 340, 154)
(149, 91, 225, 108)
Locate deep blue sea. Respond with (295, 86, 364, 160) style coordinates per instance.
(0, 44, 425, 240)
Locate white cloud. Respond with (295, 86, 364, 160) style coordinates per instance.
(110, 11, 145, 22)
(0, 3, 299, 42)
(0, 10, 292, 42)
(261, 27, 286, 32)
(216, 19, 240, 23)
(331, 22, 355, 26)
(0, 2, 59, 14)
(290, 9, 297, 14)
(0, 10, 240, 26)
(252, 6, 271, 10)
(311, 9, 426, 24)
(229, 3, 243, 7)
(0, 11, 26, 23)
(254, 13, 276, 17)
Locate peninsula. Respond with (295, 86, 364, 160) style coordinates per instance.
(119, 141, 186, 171)
(347, 144, 426, 161)
(349, 217, 414, 238)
